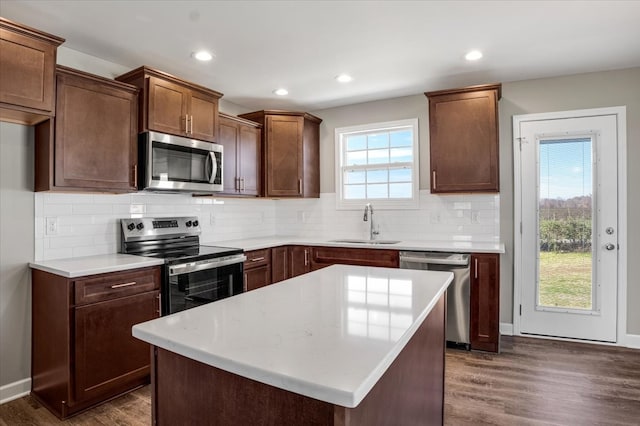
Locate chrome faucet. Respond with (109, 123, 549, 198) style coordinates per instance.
(363, 203, 379, 240)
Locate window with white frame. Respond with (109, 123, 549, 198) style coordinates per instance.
(335, 118, 419, 209)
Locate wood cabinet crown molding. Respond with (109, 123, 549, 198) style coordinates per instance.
(56, 65, 138, 93)
(219, 111, 263, 128)
(115, 65, 223, 99)
(240, 109, 322, 124)
(425, 83, 502, 100)
(0, 17, 65, 45)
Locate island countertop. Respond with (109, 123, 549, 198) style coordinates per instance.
(132, 264, 453, 408)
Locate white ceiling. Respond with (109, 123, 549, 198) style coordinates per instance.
(2, 1, 640, 112)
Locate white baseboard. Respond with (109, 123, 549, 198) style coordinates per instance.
(500, 322, 514, 336)
(0, 378, 31, 405)
(625, 334, 640, 349)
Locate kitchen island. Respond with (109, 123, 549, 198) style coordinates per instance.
(132, 264, 453, 425)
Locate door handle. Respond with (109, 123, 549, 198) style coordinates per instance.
(605, 243, 616, 251)
(206, 152, 217, 184)
(189, 115, 193, 134)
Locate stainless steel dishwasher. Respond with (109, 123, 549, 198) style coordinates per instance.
(399, 251, 471, 349)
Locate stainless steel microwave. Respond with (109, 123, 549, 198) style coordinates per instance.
(139, 131, 223, 193)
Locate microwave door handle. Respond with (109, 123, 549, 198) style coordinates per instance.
(206, 152, 217, 184)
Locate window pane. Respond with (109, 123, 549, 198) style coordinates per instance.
(345, 185, 366, 199)
(390, 130, 412, 148)
(346, 135, 367, 151)
(368, 149, 389, 164)
(390, 147, 412, 163)
(390, 183, 412, 198)
(367, 169, 387, 183)
(346, 150, 367, 166)
(389, 168, 411, 182)
(367, 184, 388, 198)
(368, 133, 388, 150)
(345, 170, 365, 184)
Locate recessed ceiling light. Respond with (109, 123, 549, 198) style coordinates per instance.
(193, 50, 213, 61)
(273, 88, 288, 96)
(465, 50, 483, 61)
(336, 74, 353, 83)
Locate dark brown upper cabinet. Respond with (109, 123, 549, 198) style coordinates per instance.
(35, 66, 138, 192)
(218, 113, 262, 196)
(238, 110, 321, 198)
(425, 84, 501, 193)
(0, 17, 64, 125)
(116, 66, 222, 143)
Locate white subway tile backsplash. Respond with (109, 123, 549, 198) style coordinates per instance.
(34, 189, 500, 261)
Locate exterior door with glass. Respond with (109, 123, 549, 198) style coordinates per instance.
(515, 110, 620, 342)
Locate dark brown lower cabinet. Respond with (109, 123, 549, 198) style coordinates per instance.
(244, 248, 271, 291)
(470, 253, 500, 352)
(289, 245, 312, 277)
(311, 246, 400, 269)
(31, 266, 161, 419)
(271, 246, 289, 283)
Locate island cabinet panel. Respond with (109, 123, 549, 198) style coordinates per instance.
(470, 253, 500, 352)
(31, 266, 161, 419)
(35, 66, 139, 192)
(237, 110, 322, 198)
(425, 84, 501, 193)
(311, 246, 400, 270)
(116, 66, 222, 143)
(244, 248, 271, 291)
(0, 17, 64, 125)
(218, 113, 262, 196)
(150, 293, 446, 425)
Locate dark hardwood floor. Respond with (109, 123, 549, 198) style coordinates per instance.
(1, 336, 638, 425)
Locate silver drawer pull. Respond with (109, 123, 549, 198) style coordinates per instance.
(111, 281, 137, 289)
(250, 257, 265, 262)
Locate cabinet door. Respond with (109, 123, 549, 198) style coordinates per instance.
(54, 71, 137, 191)
(245, 265, 271, 291)
(0, 24, 58, 115)
(271, 246, 289, 283)
(146, 76, 188, 137)
(470, 253, 500, 352)
(289, 246, 311, 278)
(189, 90, 218, 142)
(265, 115, 303, 197)
(218, 118, 239, 194)
(428, 87, 499, 193)
(74, 290, 160, 403)
(238, 125, 261, 196)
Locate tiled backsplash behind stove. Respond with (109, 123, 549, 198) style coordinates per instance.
(34, 191, 499, 261)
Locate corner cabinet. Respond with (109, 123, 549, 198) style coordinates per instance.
(0, 17, 64, 125)
(218, 113, 262, 196)
(35, 66, 139, 192)
(238, 110, 321, 198)
(470, 253, 500, 352)
(31, 266, 161, 419)
(116, 66, 222, 143)
(425, 84, 501, 193)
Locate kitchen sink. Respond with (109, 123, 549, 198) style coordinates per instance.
(329, 239, 401, 245)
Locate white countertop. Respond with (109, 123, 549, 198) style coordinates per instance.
(208, 236, 505, 254)
(29, 253, 165, 278)
(132, 264, 453, 408)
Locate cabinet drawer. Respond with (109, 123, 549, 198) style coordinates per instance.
(244, 248, 271, 270)
(74, 267, 160, 305)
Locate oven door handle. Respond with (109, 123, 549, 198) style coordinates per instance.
(169, 254, 246, 276)
(205, 151, 218, 184)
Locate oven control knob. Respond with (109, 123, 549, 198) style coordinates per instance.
(185, 221, 192, 227)
(192, 220, 199, 227)
(127, 223, 135, 231)
(136, 222, 144, 230)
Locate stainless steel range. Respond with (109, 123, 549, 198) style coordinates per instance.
(120, 216, 245, 315)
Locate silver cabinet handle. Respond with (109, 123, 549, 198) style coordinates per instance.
(133, 164, 137, 188)
(111, 281, 137, 289)
(251, 257, 265, 262)
(184, 115, 189, 134)
(156, 293, 161, 315)
(474, 259, 478, 279)
(298, 179, 302, 194)
(304, 249, 309, 266)
(189, 114, 193, 134)
(432, 171, 437, 190)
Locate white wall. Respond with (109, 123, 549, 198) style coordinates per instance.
(0, 123, 34, 400)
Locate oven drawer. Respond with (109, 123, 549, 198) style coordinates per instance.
(244, 248, 271, 270)
(75, 267, 161, 305)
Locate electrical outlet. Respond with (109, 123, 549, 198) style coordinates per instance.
(45, 217, 58, 235)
